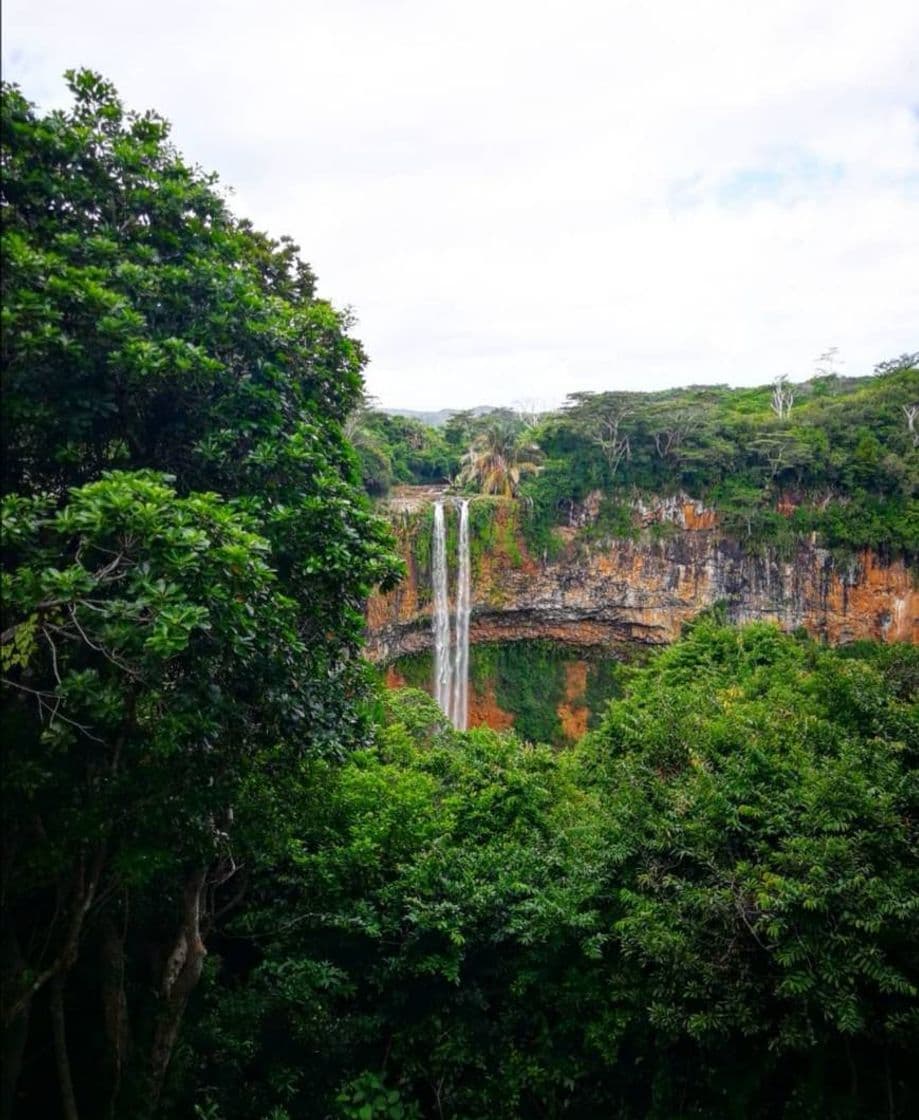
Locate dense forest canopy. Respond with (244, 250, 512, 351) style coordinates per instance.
(170, 623, 919, 1119)
(1, 73, 917, 1120)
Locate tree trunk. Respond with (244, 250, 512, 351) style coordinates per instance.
(1, 845, 106, 1030)
(884, 1047, 896, 1120)
(0, 1000, 29, 1120)
(50, 974, 79, 1120)
(1, 927, 29, 1120)
(145, 869, 208, 1116)
(101, 915, 130, 1120)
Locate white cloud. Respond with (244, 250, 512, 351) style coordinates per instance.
(3, 0, 917, 407)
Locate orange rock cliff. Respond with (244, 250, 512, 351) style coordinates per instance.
(365, 490, 917, 665)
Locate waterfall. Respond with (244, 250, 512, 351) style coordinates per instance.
(430, 498, 471, 731)
(432, 501, 452, 715)
(451, 499, 470, 731)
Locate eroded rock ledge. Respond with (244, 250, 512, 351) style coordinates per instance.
(366, 492, 917, 663)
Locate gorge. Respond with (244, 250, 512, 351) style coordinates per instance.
(368, 487, 917, 739)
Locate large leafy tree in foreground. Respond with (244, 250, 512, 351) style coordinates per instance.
(0, 72, 400, 1118)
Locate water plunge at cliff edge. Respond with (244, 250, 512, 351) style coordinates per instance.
(432, 499, 470, 730)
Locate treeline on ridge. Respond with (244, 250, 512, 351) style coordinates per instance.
(352, 361, 919, 560)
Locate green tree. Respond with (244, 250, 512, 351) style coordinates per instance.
(345, 395, 397, 495)
(1, 72, 400, 1117)
(522, 365, 919, 558)
(174, 690, 608, 1119)
(581, 621, 919, 1115)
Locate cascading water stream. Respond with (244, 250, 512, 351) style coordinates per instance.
(430, 498, 471, 731)
(451, 500, 470, 731)
(432, 501, 452, 716)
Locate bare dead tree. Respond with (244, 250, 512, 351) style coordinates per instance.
(771, 376, 794, 420)
(813, 488, 836, 511)
(2, 842, 108, 1030)
(343, 392, 380, 440)
(814, 346, 843, 378)
(902, 404, 918, 448)
(592, 407, 633, 478)
(512, 398, 548, 429)
(751, 436, 807, 481)
(874, 352, 918, 376)
(653, 408, 702, 460)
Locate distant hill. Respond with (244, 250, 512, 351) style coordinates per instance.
(383, 405, 497, 428)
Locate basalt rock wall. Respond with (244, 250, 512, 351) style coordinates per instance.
(365, 492, 917, 663)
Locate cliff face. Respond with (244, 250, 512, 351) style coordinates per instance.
(366, 492, 917, 663)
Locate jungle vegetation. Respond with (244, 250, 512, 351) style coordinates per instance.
(1, 73, 918, 1120)
(352, 362, 918, 562)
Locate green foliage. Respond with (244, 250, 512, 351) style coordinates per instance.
(336, 1073, 421, 1120)
(392, 650, 434, 690)
(4, 65, 918, 1120)
(2, 473, 308, 875)
(346, 405, 457, 495)
(455, 414, 542, 497)
(521, 367, 919, 558)
(465, 498, 523, 579)
(582, 495, 639, 541)
(176, 689, 607, 1118)
(346, 406, 547, 498)
(395, 642, 626, 745)
(580, 622, 919, 1111)
(583, 656, 629, 729)
(474, 641, 566, 743)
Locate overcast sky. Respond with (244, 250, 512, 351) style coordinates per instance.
(3, 1, 917, 409)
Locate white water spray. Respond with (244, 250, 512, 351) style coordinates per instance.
(432, 501, 452, 715)
(451, 500, 470, 731)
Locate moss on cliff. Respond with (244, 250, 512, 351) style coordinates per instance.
(584, 658, 628, 729)
(390, 641, 632, 745)
(471, 641, 566, 743)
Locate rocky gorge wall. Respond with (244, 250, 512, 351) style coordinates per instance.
(366, 490, 918, 666)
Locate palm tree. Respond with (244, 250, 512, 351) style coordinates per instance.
(455, 418, 541, 497)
